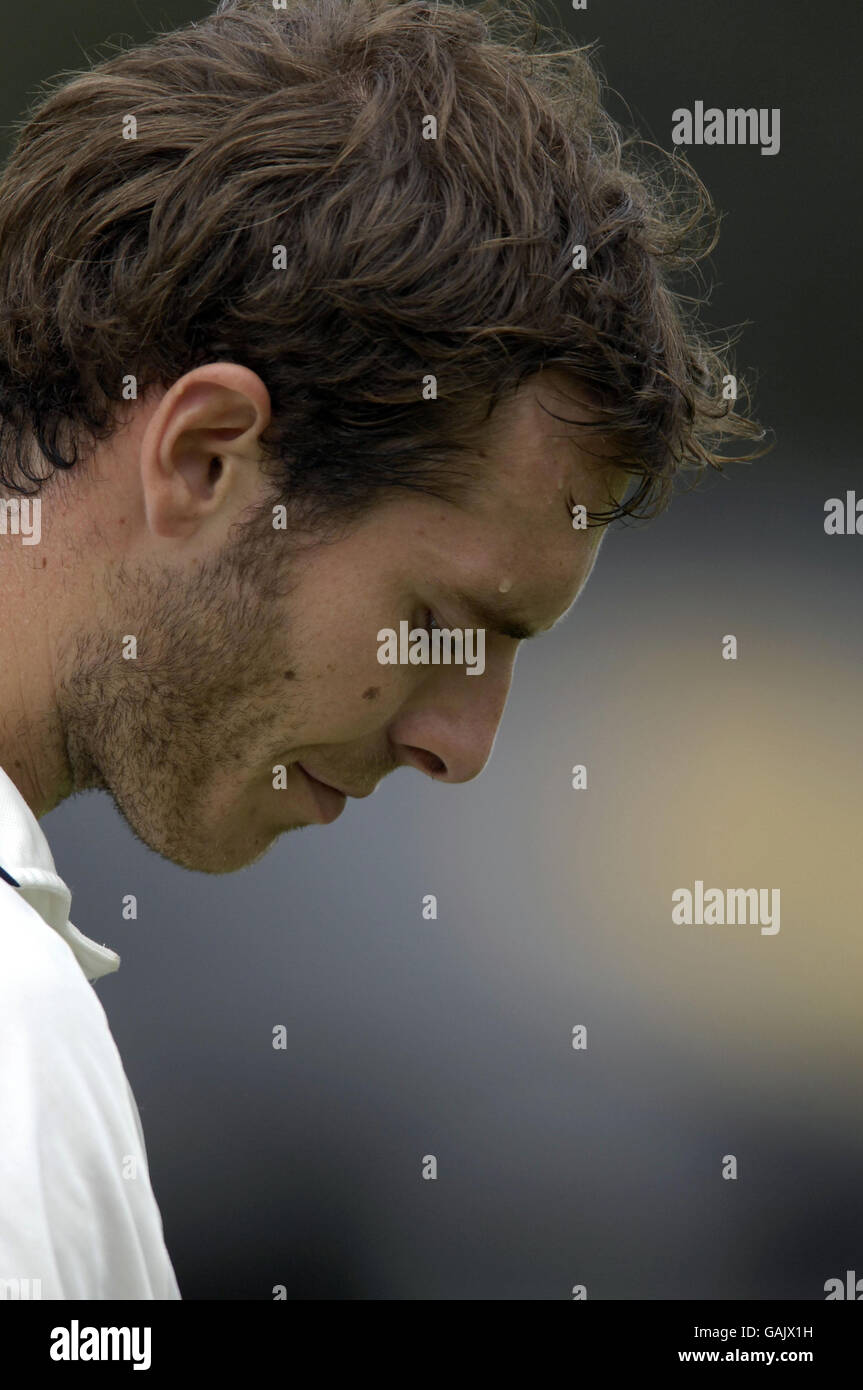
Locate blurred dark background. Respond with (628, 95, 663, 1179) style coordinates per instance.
(4, 0, 861, 1298)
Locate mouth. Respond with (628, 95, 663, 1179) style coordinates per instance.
(296, 764, 347, 824)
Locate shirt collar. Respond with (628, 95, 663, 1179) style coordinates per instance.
(0, 765, 120, 982)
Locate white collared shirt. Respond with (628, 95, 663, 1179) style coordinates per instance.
(0, 766, 181, 1300)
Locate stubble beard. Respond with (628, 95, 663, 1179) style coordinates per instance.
(57, 545, 304, 871)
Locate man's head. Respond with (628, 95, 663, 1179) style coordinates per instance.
(16, 362, 625, 872)
(0, 0, 761, 870)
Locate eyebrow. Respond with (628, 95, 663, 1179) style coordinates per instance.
(452, 590, 546, 641)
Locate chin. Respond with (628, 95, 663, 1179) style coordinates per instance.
(189, 820, 317, 873)
(144, 825, 280, 875)
(202, 835, 284, 874)
(120, 780, 314, 873)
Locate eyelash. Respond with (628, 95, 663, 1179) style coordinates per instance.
(422, 608, 441, 633)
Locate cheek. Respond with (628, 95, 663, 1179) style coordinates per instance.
(281, 620, 409, 734)
(280, 559, 422, 725)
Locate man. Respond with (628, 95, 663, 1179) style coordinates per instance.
(0, 0, 760, 1298)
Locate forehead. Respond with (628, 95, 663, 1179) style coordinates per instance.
(474, 369, 615, 517)
(319, 370, 627, 630)
(437, 371, 626, 601)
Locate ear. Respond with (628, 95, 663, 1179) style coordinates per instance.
(139, 362, 271, 541)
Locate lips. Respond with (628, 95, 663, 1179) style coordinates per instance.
(302, 769, 347, 797)
(298, 765, 376, 800)
(296, 764, 347, 824)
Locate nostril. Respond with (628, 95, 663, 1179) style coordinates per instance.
(407, 748, 446, 777)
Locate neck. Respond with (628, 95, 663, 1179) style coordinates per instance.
(0, 522, 73, 819)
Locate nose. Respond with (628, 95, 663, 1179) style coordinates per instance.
(389, 651, 518, 784)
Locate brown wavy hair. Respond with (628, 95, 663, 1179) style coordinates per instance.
(0, 0, 765, 525)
